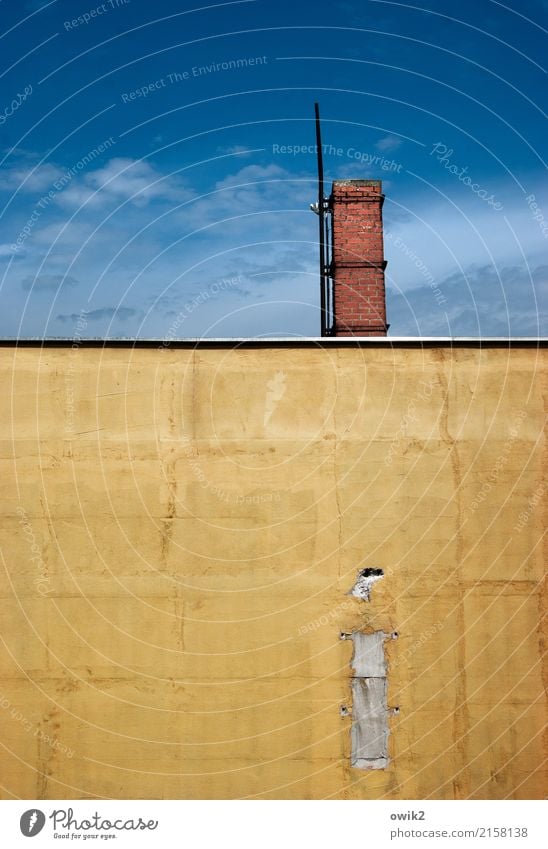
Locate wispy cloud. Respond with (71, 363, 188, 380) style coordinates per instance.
(0, 163, 63, 193)
(1, 149, 545, 339)
(387, 263, 547, 336)
(58, 157, 191, 209)
(216, 145, 256, 157)
(21, 273, 78, 291)
(375, 136, 403, 152)
(56, 306, 141, 323)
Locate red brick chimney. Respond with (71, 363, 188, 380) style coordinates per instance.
(330, 179, 388, 336)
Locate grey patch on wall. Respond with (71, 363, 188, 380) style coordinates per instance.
(348, 567, 384, 601)
(351, 678, 389, 769)
(348, 631, 392, 770)
(350, 630, 387, 677)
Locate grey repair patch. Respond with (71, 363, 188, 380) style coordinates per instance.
(348, 631, 393, 770)
(351, 678, 389, 769)
(348, 567, 384, 601)
(350, 630, 387, 677)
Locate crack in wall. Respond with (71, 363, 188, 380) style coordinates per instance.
(436, 358, 470, 798)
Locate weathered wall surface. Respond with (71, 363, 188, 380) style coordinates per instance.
(0, 344, 545, 799)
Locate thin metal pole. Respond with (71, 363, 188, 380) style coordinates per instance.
(315, 102, 327, 337)
(326, 212, 332, 333)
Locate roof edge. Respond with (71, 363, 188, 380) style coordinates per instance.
(0, 337, 546, 348)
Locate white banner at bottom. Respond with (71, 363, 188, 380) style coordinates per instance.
(0, 800, 545, 848)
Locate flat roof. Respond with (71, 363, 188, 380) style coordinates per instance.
(0, 337, 546, 348)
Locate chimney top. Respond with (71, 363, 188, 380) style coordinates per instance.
(332, 179, 382, 188)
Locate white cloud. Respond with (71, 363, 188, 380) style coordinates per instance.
(59, 157, 191, 209)
(216, 145, 256, 157)
(384, 187, 548, 296)
(2, 149, 545, 339)
(179, 163, 313, 234)
(375, 136, 403, 152)
(0, 163, 63, 193)
(387, 263, 547, 336)
(213, 162, 290, 191)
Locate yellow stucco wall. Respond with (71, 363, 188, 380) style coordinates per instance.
(0, 344, 545, 799)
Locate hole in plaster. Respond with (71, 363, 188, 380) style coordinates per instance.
(348, 567, 384, 601)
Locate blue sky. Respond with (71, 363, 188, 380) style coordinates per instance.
(0, 0, 546, 338)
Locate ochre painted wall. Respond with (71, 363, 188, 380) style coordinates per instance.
(0, 345, 545, 799)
